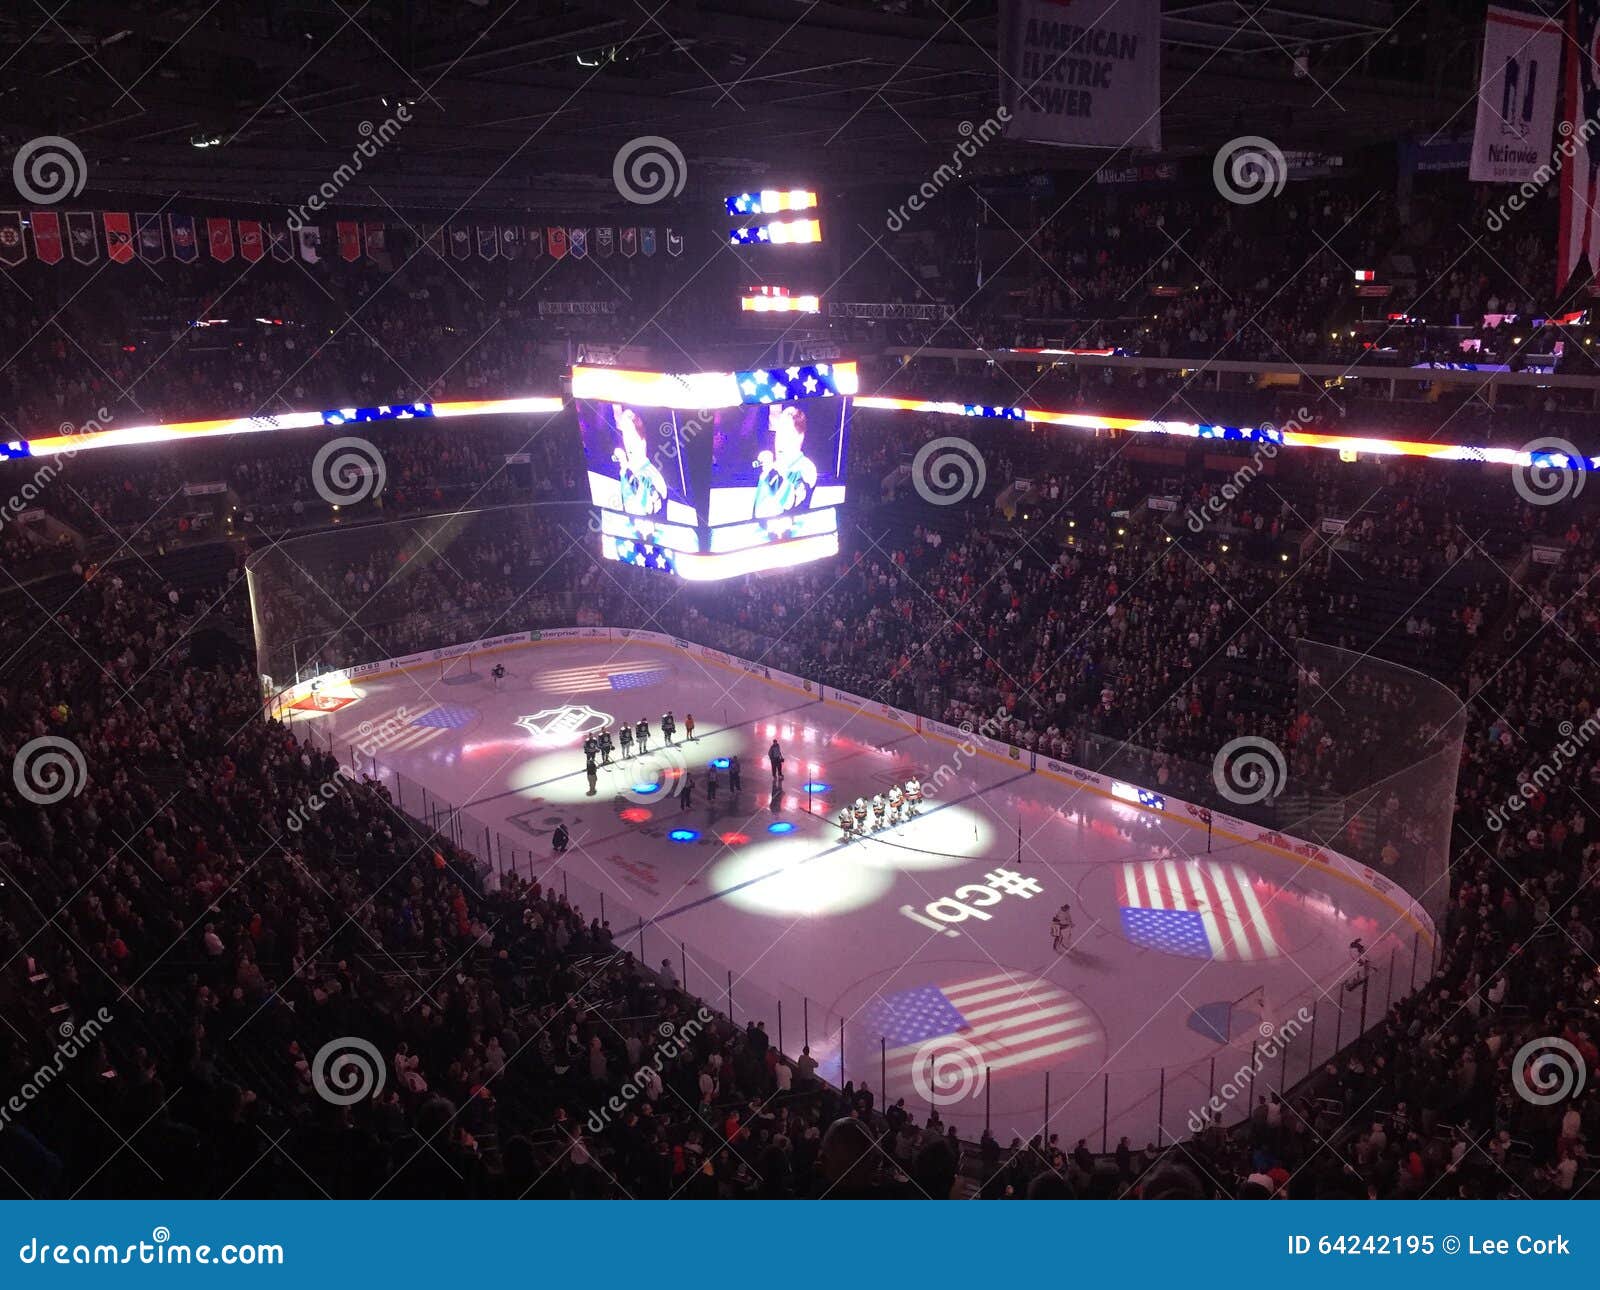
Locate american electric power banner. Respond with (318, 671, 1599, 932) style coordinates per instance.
(999, 0, 1160, 149)
(1470, 4, 1562, 183)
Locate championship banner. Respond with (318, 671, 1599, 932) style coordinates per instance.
(548, 226, 567, 259)
(1559, 0, 1600, 289)
(136, 212, 164, 261)
(620, 226, 636, 257)
(169, 213, 198, 264)
(337, 220, 361, 262)
(1471, 5, 1561, 183)
(477, 225, 499, 260)
(66, 211, 98, 264)
(31, 210, 62, 264)
(500, 224, 520, 259)
(999, 0, 1160, 149)
(450, 225, 471, 260)
(640, 227, 656, 256)
(267, 224, 292, 261)
(364, 222, 386, 261)
(595, 225, 613, 257)
(0, 211, 23, 266)
(207, 217, 234, 262)
(102, 211, 133, 263)
(238, 219, 265, 262)
(297, 226, 322, 263)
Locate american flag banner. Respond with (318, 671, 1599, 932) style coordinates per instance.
(537, 663, 670, 695)
(1117, 858, 1280, 961)
(866, 972, 1099, 1092)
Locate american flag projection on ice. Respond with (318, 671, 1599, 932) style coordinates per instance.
(865, 973, 1098, 1099)
(538, 663, 670, 694)
(1117, 859, 1279, 961)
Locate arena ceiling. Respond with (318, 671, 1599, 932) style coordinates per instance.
(1, 0, 1484, 214)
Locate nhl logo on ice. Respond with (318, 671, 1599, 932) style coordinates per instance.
(515, 705, 612, 744)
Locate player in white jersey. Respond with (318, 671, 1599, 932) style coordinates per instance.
(838, 809, 855, 841)
(904, 776, 922, 813)
(886, 783, 903, 824)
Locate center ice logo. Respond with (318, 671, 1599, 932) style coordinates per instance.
(515, 705, 612, 744)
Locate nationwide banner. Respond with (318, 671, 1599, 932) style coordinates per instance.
(1470, 5, 1561, 183)
(999, 0, 1160, 149)
(1559, 0, 1600, 288)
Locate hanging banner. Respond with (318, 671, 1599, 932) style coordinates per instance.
(102, 211, 134, 263)
(1471, 6, 1562, 183)
(31, 210, 63, 264)
(297, 226, 322, 263)
(450, 225, 471, 260)
(136, 212, 164, 261)
(998, 0, 1160, 149)
(169, 213, 198, 264)
(1560, 0, 1600, 289)
(620, 226, 637, 257)
(267, 224, 292, 262)
(500, 223, 520, 259)
(595, 226, 614, 257)
(569, 227, 588, 258)
(640, 227, 656, 256)
(0, 211, 23, 266)
(207, 217, 234, 262)
(337, 220, 361, 262)
(477, 225, 499, 259)
(548, 226, 567, 259)
(667, 228, 683, 256)
(67, 211, 98, 264)
(364, 222, 386, 258)
(420, 223, 444, 258)
(526, 226, 543, 257)
(238, 219, 265, 262)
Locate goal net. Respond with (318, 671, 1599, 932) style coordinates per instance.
(441, 652, 479, 686)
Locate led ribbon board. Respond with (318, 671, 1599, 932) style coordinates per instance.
(3, 395, 565, 460)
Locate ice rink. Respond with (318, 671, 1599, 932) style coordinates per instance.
(281, 634, 1432, 1148)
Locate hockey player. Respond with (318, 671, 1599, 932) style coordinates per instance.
(661, 711, 677, 744)
(838, 808, 855, 841)
(904, 776, 922, 813)
(886, 783, 903, 824)
(636, 718, 651, 753)
(853, 797, 869, 832)
(871, 793, 887, 830)
(1051, 902, 1074, 953)
(598, 730, 613, 765)
(619, 724, 633, 758)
